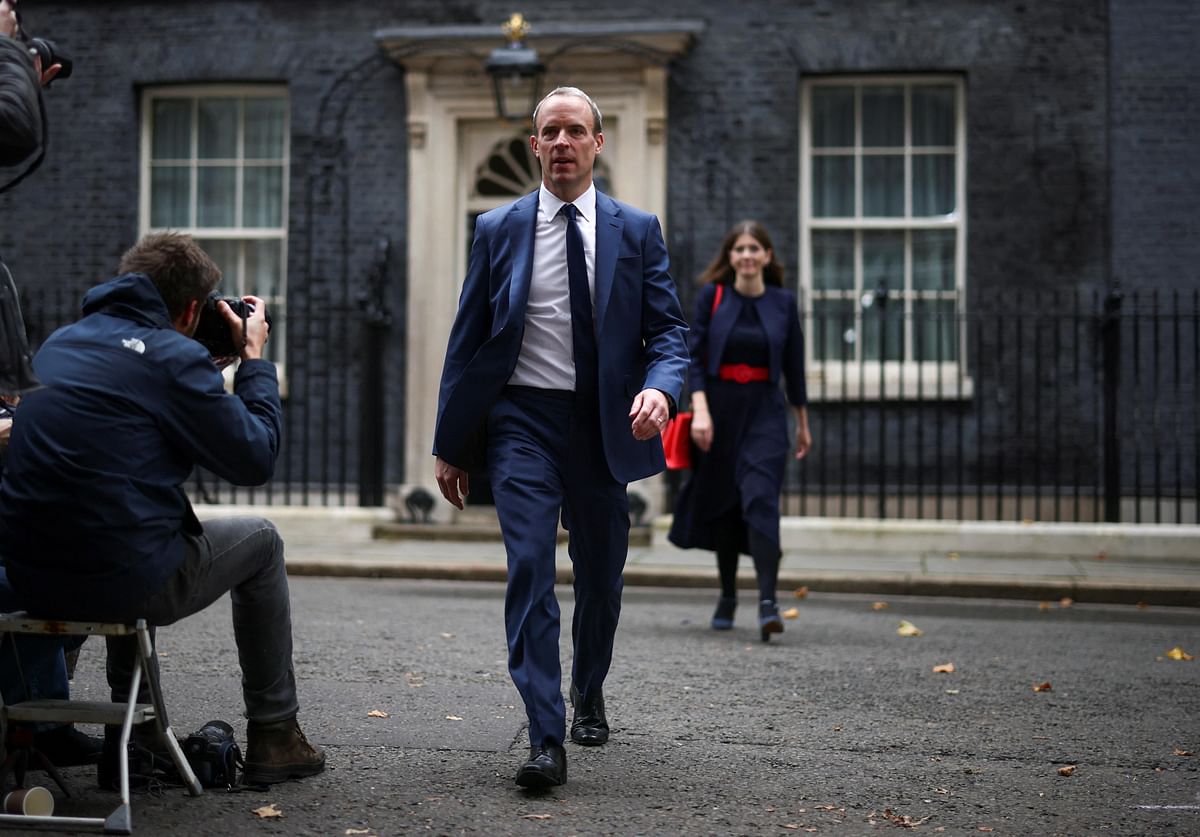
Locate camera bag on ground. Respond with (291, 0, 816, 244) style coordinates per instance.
(180, 720, 243, 789)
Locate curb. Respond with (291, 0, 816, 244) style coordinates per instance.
(284, 560, 1200, 607)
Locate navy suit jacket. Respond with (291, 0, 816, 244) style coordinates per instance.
(434, 189, 689, 484)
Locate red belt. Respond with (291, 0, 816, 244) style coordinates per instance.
(718, 363, 769, 383)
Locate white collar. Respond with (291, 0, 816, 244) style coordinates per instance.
(538, 182, 597, 223)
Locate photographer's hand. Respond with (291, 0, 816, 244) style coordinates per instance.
(218, 295, 270, 361)
(0, 1, 17, 39)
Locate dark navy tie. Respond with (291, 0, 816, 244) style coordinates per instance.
(561, 203, 597, 403)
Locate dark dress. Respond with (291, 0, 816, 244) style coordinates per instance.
(668, 284, 807, 553)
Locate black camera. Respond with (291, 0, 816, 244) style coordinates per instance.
(27, 36, 72, 81)
(193, 292, 271, 358)
(14, 11, 73, 82)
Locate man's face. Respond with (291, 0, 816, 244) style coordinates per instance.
(530, 94, 603, 202)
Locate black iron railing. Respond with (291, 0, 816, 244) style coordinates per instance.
(15, 283, 1200, 523)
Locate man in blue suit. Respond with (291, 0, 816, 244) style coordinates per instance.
(434, 86, 688, 788)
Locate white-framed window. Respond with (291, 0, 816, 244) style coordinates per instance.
(138, 85, 290, 379)
(800, 75, 971, 400)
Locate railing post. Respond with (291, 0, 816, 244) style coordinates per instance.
(357, 237, 392, 507)
(1102, 289, 1122, 522)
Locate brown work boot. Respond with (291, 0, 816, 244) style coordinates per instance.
(243, 718, 325, 785)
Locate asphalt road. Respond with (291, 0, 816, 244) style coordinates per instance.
(37, 578, 1200, 836)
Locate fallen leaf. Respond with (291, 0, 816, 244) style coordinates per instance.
(978, 828, 994, 833)
(882, 808, 932, 828)
(872, 601, 889, 610)
(521, 814, 552, 820)
(1059, 597, 1074, 608)
(367, 709, 389, 718)
(1173, 747, 1194, 757)
(1057, 764, 1077, 776)
(945, 689, 960, 695)
(252, 804, 283, 818)
(781, 825, 799, 831)
(782, 607, 800, 619)
(1136, 601, 1148, 609)
(404, 671, 425, 688)
(1165, 646, 1195, 661)
(440, 632, 456, 640)
(932, 662, 956, 674)
(793, 586, 809, 599)
(1033, 681, 1053, 692)
(898, 620, 924, 637)
(445, 714, 463, 721)
(1094, 551, 1107, 561)
(345, 830, 373, 836)
(947, 551, 960, 560)
(831, 725, 843, 732)
(1038, 601, 1053, 611)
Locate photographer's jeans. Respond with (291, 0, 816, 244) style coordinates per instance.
(106, 517, 300, 724)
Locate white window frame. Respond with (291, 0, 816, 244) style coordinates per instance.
(137, 84, 290, 391)
(800, 75, 972, 401)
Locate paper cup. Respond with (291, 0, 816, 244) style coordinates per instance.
(3, 786, 54, 816)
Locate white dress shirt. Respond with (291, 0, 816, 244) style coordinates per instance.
(508, 183, 597, 391)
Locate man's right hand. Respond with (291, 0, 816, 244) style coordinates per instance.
(0, 2, 17, 39)
(219, 295, 270, 361)
(435, 456, 469, 510)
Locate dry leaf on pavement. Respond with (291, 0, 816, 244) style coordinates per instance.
(872, 601, 889, 610)
(521, 814, 552, 820)
(1033, 681, 1053, 692)
(1057, 765, 1077, 776)
(793, 586, 809, 599)
(367, 709, 389, 718)
(1059, 597, 1074, 608)
(782, 607, 800, 619)
(253, 804, 283, 818)
(1173, 747, 1194, 756)
(898, 620, 924, 637)
(345, 830, 373, 836)
(1165, 646, 1195, 661)
(446, 714, 463, 721)
(1038, 601, 1053, 611)
(932, 662, 956, 674)
(881, 808, 932, 828)
(440, 632, 455, 640)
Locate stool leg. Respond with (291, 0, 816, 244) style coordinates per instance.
(135, 622, 201, 797)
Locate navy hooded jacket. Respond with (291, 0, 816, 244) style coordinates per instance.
(0, 273, 282, 617)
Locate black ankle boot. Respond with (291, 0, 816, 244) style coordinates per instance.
(758, 599, 783, 642)
(711, 596, 736, 630)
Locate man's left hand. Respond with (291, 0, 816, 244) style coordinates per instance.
(629, 388, 670, 441)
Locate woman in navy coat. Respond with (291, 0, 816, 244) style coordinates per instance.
(668, 221, 812, 640)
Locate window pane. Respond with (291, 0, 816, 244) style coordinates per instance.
(914, 299, 959, 362)
(913, 154, 955, 216)
(812, 156, 854, 217)
(863, 231, 905, 293)
(912, 85, 955, 146)
(198, 98, 238, 159)
(150, 166, 190, 227)
(862, 86, 903, 147)
(813, 299, 855, 362)
(913, 230, 956, 291)
(197, 166, 237, 227)
(812, 230, 854, 290)
(861, 302, 904, 361)
(811, 87, 854, 148)
(245, 239, 284, 299)
(245, 98, 286, 159)
(862, 155, 904, 216)
(195, 239, 241, 291)
(243, 165, 284, 228)
(152, 99, 191, 160)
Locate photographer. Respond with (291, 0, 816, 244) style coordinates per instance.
(0, 232, 325, 788)
(0, 0, 99, 771)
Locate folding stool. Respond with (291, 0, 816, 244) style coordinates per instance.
(0, 613, 201, 834)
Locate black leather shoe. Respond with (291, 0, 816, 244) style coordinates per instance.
(30, 724, 103, 768)
(515, 743, 567, 788)
(569, 683, 609, 746)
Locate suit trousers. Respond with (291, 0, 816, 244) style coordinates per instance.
(104, 516, 300, 724)
(488, 386, 630, 748)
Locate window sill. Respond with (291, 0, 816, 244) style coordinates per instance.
(806, 365, 973, 402)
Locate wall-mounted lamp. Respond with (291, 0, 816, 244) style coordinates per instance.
(485, 13, 545, 123)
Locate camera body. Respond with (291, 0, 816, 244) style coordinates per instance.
(193, 292, 271, 358)
(27, 36, 72, 80)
